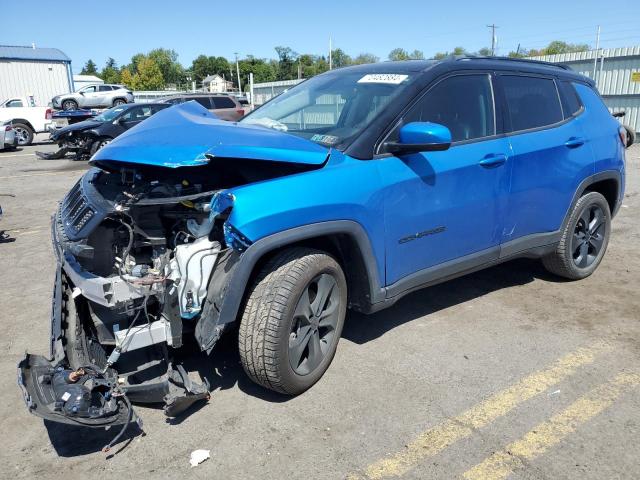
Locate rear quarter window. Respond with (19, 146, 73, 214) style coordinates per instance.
(558, 81, 583, 118)
(501, 75, 563, 132)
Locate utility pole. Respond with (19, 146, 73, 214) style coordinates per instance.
(234, 52, 242, 94)
(487, 24, 498, 56)
(592, 25, 601, 79)
(329, 37, 333, 70)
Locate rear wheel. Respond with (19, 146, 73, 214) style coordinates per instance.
(239, 247, 347, 394)
(62, 99, 78, 111)
(542, 192, 611, 280)
(12, 123, 34, 146)
(113, 98, 126, 106)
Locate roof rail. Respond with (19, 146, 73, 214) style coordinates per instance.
(451, 55, 571, 70)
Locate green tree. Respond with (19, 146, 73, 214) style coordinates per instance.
(409, 49, 424, 60)
(80, 59, 98, 75)
(101, 57, 120, 84)
(275, 46, 299, 80)
(388, 48, 410, 61)
(190, 55, 230, 84)
(452, 46, 467, 56)
(331, 48, 352, 68)
(352, 53, 379, 65)
(132, 58, 164, 90)
(477, 47, 492, 56)
(120, 68, 134, 88)
(148, 48, 184, 85)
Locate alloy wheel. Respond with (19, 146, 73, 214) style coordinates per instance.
(14, 127, 30, 145)
(288, 273, 341, 375)
(571, 204, 606, 268)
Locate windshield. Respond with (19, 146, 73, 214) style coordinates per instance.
(241, 71, 417, 149)
(93, 106, 128, 122)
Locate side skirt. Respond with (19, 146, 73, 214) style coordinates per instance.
(366, 232, 560, 314)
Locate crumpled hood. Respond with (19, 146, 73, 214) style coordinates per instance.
(51, 119, 102, 139)
(91, 101, 329, 168)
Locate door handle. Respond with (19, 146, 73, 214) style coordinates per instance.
(565, 137, 585, 148)
(479, 153, 507, 168)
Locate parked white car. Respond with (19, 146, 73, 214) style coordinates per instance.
(0, 122, 18, 150)
(0, 97, 53, 146)
(52, 84, 134, 111)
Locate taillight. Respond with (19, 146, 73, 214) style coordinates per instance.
(45, 108, 53, 120)
(618, 126, 627, 147)
(4, 125, 12, 132)
(236, 109, 245, 116)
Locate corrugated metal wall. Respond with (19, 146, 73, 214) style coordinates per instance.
(530, 47, 640, 133)
(252, 79, 303, 106)
(0, 60, 71, 106)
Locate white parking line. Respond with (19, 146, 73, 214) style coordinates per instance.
(0, 153, 35, 158)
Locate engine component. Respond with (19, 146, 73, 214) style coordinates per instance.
(169, 238, 221, 318)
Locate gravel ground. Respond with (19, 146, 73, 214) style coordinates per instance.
(0, 138, 638, 480)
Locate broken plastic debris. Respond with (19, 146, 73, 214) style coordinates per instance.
(190, 449, 210, 467)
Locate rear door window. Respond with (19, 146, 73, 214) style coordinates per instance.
(501, 75, 563, 132)
(212, 97, 237, 109)
(193, 97, 213, 109)
(98, 85, 112, 92)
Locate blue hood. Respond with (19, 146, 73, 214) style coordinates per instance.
(90, 101, 329, 168)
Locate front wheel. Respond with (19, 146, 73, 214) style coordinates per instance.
(90, 138, 111, 156)
(62, 99, 78, 111)
(542, 191, 611, 280)
(239, 247, 347, 395)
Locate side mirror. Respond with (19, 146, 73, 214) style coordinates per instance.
(384, 122, 452, 155)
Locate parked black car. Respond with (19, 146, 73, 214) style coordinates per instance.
(44, 103, 169, 159)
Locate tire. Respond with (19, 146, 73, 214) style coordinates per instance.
(239, 247, 347, 395)
(624, 125, 635, 148)
(62, 99, 78, 111)
(112, 98, 126, 106)
(90, 137, 111, 156)
(12, 123, 34, 146)
(542, 191, 611, 280)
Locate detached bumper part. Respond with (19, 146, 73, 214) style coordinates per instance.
(17, 353, 133, 427)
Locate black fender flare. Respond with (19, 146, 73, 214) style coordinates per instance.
(195, 220, 384, 353)
(562, 170, 622, 228)
(9, 118, 35, 132)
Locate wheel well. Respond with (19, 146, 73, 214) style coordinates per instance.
(10, 119, 34, 131)
(584, 178, 618, 214)
(248, 233, 373, 312)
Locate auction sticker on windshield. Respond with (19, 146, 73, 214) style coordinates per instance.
(357, 74, 409, 84)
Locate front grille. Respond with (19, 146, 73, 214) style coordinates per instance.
(61, 181, 96, 237)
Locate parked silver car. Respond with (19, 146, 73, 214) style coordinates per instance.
(52, 84, 134, 111)
(0, 122, 17, 150)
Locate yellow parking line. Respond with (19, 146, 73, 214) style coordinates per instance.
(463, 371, 640, 480)
(355, 342, 610, 479)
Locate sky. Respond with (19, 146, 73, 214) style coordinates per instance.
(2, 0, 639, 73)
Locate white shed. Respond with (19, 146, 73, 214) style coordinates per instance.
(73, 74, 104, 89)
(0, 45, 73, 107)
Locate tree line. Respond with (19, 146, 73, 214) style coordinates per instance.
(79, 41, 590, 91)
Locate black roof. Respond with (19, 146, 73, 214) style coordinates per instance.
(329, 56, 593, 85)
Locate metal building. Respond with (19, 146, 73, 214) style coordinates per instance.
(0, 45, 74, 107)
(530, 46, 640, 133)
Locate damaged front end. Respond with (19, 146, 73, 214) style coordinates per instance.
(19, 102, 329, 431)
(19, 166, 232, 432)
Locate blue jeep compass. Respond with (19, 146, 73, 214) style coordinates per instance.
(19, 57, 628, 435)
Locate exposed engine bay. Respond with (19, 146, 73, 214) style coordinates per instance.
(18, 156, 320, 442)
